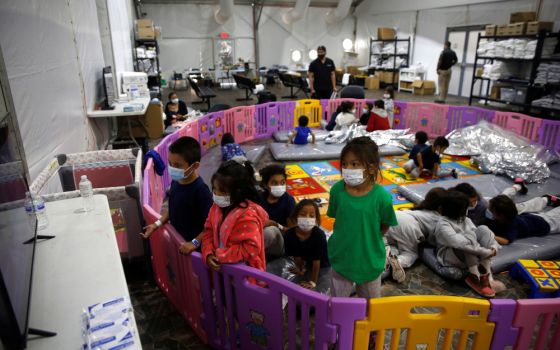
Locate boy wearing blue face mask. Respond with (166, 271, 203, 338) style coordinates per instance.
(327, 137, 398, 299)
(142, 136, 213, 255)
(403, 136, 457, 179)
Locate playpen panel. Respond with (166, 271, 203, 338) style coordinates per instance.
(353, 296, 494, 350)
(320, 99, 330, 121)
(513, 299, 560, 350)
(177, 119, 199, 140)
(143, 204, 167, 293)
(493, 112, 542, 142)
(231, 106, 256, 143)
(294, 99, 322, 127)
(330, 297, 367, 350)
(413, 103, 449, 138)
(326, 98, 364, 124)
(155, 131, 180, 189)
(278, 101, 296, 131)
(392, 101, 407, 130)
(488, 299, 518, 350)
(537, 119, 560, 153)
(446, 106, 496, 132)
(198, 112, 225, 155)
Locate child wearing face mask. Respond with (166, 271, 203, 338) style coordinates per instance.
(359, 103, 373, 126)
(334, 101, 358, 130)
(279, 199, 331, 293)
(403, 136, 457, 179)
(221, 132, 246, 162)
(383, 86, 395, 127)
(202, 160, 268, 273)
(142, 137, 213, 256)
(432, 191, 500, 298)
(327, 137, 398, 298)
(258, 164, 296, 259)
(366, 99, 390, 132)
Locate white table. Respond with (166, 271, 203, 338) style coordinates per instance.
(88, 98, 150, 149)
(26, 195, 141, 349)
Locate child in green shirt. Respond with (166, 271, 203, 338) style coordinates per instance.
(327, 137, 398, 299)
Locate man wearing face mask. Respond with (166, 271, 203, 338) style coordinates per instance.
(142, 137, 213, 256)
(308, 45, 337, 99)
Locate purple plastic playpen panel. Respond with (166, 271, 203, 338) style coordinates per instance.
(198, 111, 225, 155)
(403, 102, 449, 138)
(488, 299, 519, 350)
(177, 119, 199, 140)
(168, 230, 208, 343)
(513, 299, 560, 350)
(537, 119, 560, 153)
(446, 106, 496, 132)
(493, 111, 542, 142)
(154, 131, 180, 190)
(329, 297, 367, 350)
(392, 101, 407, 130)
(255, 102, 281, 138)
(219, 264, 337, 350)
(226, 105, 256, 144)
(277, 101, 296, 131)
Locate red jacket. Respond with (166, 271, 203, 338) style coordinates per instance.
(366, 108, 390, 132)
(202, 200, 268, 271)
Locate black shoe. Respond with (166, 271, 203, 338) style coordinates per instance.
(514, 178, 528, 195)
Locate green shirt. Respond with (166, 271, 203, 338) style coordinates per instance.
(327, 181, 397, 284)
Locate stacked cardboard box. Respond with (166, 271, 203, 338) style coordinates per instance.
(488, 12, 553, 37)
(377, 27, 396, 40)
(526, 21, 554, 35)
(510, 12, 536, 23)
(365, 76, 380, 90)
(412, 80, 436, 96)
(136, 19, 155, 40)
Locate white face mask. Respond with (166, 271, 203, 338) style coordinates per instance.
(213, 193, 231, 208)
(383, 94, 390, 99)
(297, 217, 316, 232)
(270, 185, 286, 198)
(342, 168, 366, 187)
(171, 98, 179, 104)
(351, 109, 356, 114)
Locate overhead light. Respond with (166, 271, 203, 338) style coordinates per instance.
(309, 49, 317, 60)
(291, 49, 302, 63)
(342, 38, 353, 51)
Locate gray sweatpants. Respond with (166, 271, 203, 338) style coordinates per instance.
(535, 207, 560, 234)
(386, 211, 424, 268)
(331, 269, 382, 299)
(501, 186, 548, 214)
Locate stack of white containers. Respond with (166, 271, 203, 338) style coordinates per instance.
(121, 72, 149, 100)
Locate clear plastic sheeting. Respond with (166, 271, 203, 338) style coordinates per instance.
(446, 121, 554, 183)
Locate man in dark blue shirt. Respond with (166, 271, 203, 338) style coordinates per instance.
(308, 45, 336, 99)
(436, 41, 458, 103)
(142, 137, 213, 255)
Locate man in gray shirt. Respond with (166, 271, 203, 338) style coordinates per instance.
(436, 41, 458, 103)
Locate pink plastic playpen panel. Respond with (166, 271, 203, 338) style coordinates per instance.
(512, 299, 560, 350)
(177, 118, 199, 140)
(224, 106, 256, 144)
(326, 98, 364, 124)
(493, 111, 543, 142)
(402, 102, 449, 138)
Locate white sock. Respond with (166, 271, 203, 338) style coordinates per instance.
(468, 265, 479, 277)
(480, 259, 492, 275)
(513, 184, 521, 192)
(542, 197, 549, 206)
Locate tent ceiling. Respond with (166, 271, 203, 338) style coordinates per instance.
(138, 0, 363, 7)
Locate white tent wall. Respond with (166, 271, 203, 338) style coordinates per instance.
(143, 3, 357, 76)
(107, 0, 135, 96)
(356, 0, 560, 85)
(0, 0, 108, 180)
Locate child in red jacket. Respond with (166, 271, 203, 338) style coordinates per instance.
(366, 100, 390, 132)
(202, 159, 268, 272)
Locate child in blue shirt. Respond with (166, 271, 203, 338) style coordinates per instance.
(288, 116, 315, 145)
(221, 132, 246, 161)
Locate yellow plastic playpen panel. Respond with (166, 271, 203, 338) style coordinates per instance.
(293, 99, 322, 128)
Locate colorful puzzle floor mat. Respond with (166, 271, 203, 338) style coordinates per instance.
(285, 155, 482, 232)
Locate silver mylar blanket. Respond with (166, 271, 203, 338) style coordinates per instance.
(325, 124, 414, 150)
(445, 121, 555, 183)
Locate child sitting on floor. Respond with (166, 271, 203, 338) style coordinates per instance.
(202, 160, 268, 272)
(258, 164, 296, 259)
(288, 116, 315, 145)
(359, 102, 373, 126)
(366, 100, 390, 132)
(485, 194, 560, 245)
(282, 199, 331, 294)
(403, 135, 457, 179)
(432, 190, 500, 298)
(334, 101, 357, 130)
(221, 132, 246, 162)
(404, 131, 428, 171)
(383, 86, 395, 127)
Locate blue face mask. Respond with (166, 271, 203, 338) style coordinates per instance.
(168, 165, 185, 181)
(485, 209, 494, 220)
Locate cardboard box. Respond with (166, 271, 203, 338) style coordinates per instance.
(137, 27, 155, 39)
(377, 27, 396, 40)
(497, 25, 509, 36)
(136, 19, 154, 28)
(399, 81, 413, 90)
(412, 80, 436, 96)
(490, 85, 501, 99)
(381, 71, 398, 84)
(154, 26, 161, 39)
(485, 25, 497, 36)
(365, 76, 380, 90)
(508, 22, 526, 35)
(526, 21, 554, 35)
(510, 12, 536, 24)
(346, 66, 361, 76)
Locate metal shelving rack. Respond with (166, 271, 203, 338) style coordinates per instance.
(468, 31, 560, 117)
(369, 37, 411, 87)
(134, 39, 161, 97)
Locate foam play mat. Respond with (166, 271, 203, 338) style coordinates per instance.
(285, 155, 483, 232)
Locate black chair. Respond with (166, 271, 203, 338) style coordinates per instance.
(340, 85, 365, 99)
(188, 77, 216, 111)
(232, 74, 256, 101)
(278, 73, 309, 99)
(172, 72, 186, 90)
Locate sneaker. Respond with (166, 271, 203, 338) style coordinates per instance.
(514, 178, 528, 195)
(465, 274, 495, 298)
(450, 169, 458, 179)
(389, 256, 406, 283)
(543, 194, 560, 208)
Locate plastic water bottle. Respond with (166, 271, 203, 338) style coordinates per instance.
(24, 191, 34, 216)
(79, 175, 95, 212)
(33, 194, 49, 231)
(130, 86, 139, 100)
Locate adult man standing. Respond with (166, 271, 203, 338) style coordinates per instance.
(308, 45, 337, 99)
(436, 41, 458, 103)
